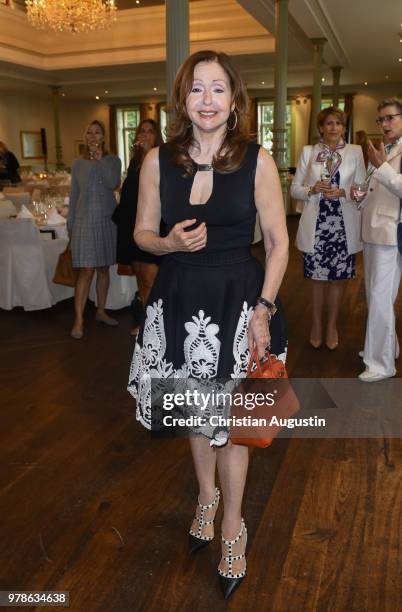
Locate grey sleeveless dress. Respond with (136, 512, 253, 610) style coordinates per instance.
(68, 155, 121, 268)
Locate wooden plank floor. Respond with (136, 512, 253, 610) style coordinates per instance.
(0, 217, 401, 612)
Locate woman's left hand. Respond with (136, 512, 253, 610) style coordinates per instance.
(325, 187, 345, 199)
(247, 305, 271, 359)
(367, 141, 386, 168)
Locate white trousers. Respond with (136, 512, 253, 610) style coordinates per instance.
(363, 242, 402, 375)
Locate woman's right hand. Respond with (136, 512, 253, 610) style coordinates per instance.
(166, 219, 207, 252)
(311, 180, 331, 194)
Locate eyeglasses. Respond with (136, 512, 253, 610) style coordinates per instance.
(376, 113, 402, 126)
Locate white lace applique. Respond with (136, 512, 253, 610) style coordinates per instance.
(184, 310, 221, 378)
(128, 299, 174, 428)
(128, 299, 286, 431)
(231, 301, 253, 378)
(275, 347, 288, 364)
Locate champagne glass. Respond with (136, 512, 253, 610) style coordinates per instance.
(320, 162, 331, 198)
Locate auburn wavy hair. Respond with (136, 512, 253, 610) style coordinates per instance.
(317, 106, 346, 136)
(167, 50, 251, 175)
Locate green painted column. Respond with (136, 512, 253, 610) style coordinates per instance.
(272, 0, 289, 207)
(50, 85, 64, 169)
(310, 38, 327, 143)
(331, 66, 343, 108)
(165, 0, 189, 122)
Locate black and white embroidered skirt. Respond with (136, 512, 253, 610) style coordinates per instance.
(128, 248, 287, 445)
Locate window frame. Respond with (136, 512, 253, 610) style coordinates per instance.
(116, 106, 141, 172)
(257, 100, 292, 165)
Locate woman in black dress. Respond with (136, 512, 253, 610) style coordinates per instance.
(128, 50, 288, 599)
(0, 141, 21, 186)
(115, 119, 163, 335)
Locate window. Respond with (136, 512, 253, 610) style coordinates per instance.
(321, 97, 345, 111)
(257, 102, 292, 164)
(116, 107, 140, 172)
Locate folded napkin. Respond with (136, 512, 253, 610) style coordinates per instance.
(46, 209, 66, 225)
(17, 204, 34, 219)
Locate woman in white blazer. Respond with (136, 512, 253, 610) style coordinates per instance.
(291, 107, 366, 349)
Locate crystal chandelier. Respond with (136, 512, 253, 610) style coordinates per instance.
(25, 0, 117, 34)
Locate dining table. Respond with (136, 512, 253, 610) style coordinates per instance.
(0, 217, 138, 312)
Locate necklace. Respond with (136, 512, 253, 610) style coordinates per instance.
(196, 163, 213, 171)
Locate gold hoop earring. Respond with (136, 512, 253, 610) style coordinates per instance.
(227, 110, 238, 131)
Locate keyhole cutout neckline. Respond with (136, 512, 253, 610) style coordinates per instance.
(189, 160, 214, 206)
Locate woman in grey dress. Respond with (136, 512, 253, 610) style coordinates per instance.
(67, 120, 122, 339)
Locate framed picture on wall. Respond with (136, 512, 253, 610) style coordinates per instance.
(75, 140, 86, 157)
(20, 131, 44, 159)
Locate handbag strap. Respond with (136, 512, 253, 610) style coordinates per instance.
(246, 348, 273, 376)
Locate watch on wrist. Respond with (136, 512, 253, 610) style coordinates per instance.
(256, 296, 277, 317)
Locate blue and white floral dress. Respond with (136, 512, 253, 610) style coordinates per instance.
(304, 170, 355, 281)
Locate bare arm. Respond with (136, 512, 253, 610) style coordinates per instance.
(248, 148, 289, 358)
(67, 160, 79, 234)
(134, 148, 207, 255)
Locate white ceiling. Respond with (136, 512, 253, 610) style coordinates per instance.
(1, 0, 401, 100)
(289, 0, 402, 84)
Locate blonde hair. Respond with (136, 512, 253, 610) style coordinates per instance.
(82, 120, 108, 159)
(377, 97, 402, 113)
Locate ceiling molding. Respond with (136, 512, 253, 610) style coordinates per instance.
(302, 0, 350, 65)
(237, 0, 312, 53)
(0, 0, 272, 70)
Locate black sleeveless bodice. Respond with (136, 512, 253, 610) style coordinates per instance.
(128, 140, 288, 446)
(159, 142, 260, 254)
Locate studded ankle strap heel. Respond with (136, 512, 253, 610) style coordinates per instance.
(188, 487, 220, 554)
(218, 518, 247, 600)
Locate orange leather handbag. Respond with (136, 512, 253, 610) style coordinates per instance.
(53, 243, 78, 287)
(230, 349, 300, 448)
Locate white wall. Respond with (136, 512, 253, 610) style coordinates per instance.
(1, 85, 399, 171)
(292, 97, 311, 166)
(0, 90, 55, 168)
(60, 99, 110, 167)
(353, 93, 383, 139)
(0, 89, 110, 169)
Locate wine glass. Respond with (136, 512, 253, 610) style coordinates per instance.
(32, 200, 48, 225)
(351, 182, 369, 204)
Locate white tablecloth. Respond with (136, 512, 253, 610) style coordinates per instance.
(0, 219, 137, 311)
(40, 223, 69, 240)
(0, 219, 67, 311)
(88, 266, 138, 310)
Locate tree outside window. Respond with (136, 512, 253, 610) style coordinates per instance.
(116, 107, 140, 172)
(257, 102, 292, 164)
(321, 98, 345, 111)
